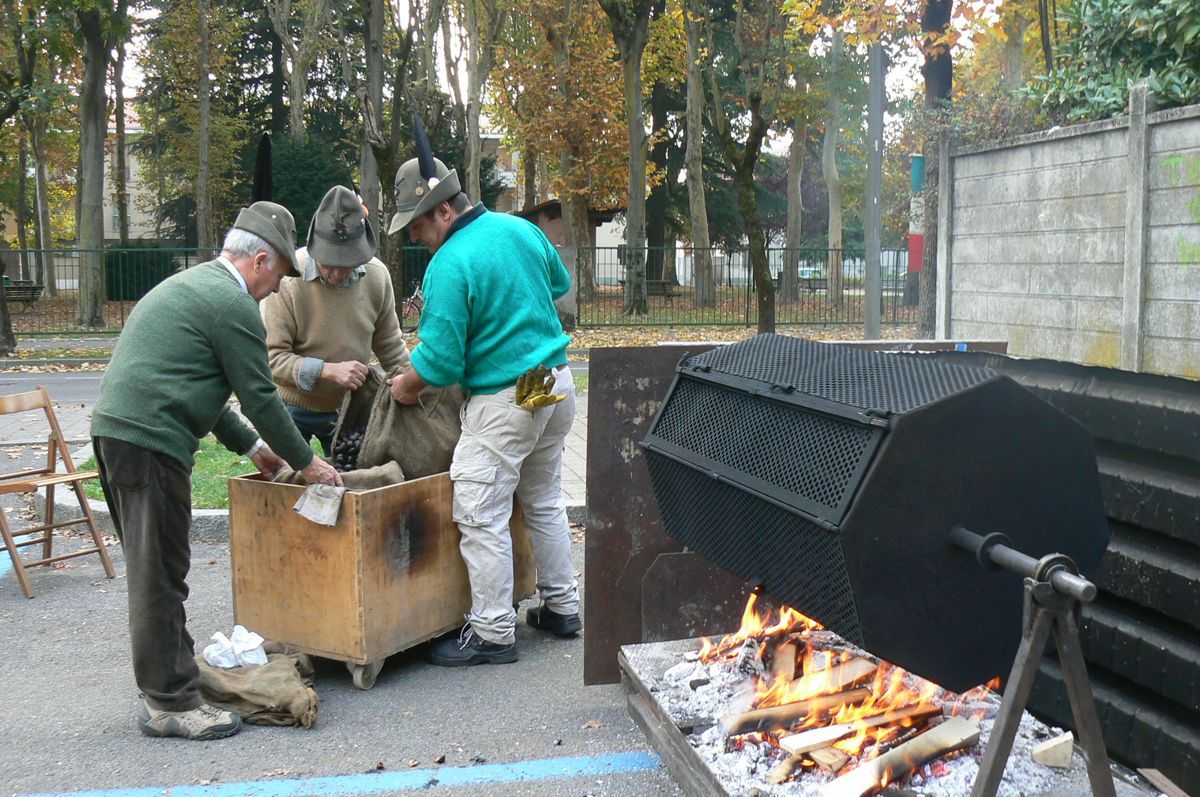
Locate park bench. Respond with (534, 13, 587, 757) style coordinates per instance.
(776, 273, 828, 293)
(3, 280, 44, 309)
(619, 278, 679, 302)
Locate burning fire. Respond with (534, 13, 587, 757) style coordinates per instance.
(704, 595, 999, 763)
(696, 593, 823, 663)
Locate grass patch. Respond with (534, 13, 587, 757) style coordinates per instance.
(81, 435, 317, 510)
(574, 372, 588, 393)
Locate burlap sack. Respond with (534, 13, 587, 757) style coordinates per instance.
(271, 460, 405, 489)
(354, 368, 465, 479)
(195, 641, 318, 728)
(330, 368, 384, 450)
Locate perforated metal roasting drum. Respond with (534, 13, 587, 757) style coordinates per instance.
(640, 334, 1110, 693)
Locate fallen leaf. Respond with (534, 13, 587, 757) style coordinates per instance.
(434, 755, 445, 764)
(408, 759, 419, 767)
(581, 720, 604, 729)
(263, 770, 289, 778)
(208, 558, 217, 565)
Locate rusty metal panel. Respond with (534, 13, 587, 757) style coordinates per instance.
(584, 345, 719, 684)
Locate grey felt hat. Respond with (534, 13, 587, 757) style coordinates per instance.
(231, 201, 300, 276)
(387, 157, 461, 235)
(307, 186, 377, 267)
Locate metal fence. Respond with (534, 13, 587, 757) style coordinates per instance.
(0, 245, 916, 335)
(576, 246, 918, 327)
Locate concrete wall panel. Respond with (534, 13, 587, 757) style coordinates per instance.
(946, 99, 1200, 381)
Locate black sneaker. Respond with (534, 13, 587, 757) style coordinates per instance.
(527, 604, 583, 636)
(427, 625, 518, 667)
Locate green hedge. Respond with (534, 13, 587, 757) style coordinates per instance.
(105, 244, 178, 301)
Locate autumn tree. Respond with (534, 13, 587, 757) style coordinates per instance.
(74, 0, 129, 327)
(597, 0, 654, 316)
(491, 0, 628, 301)
(696, 0, 796, 334)
(266, 0, 333, 141)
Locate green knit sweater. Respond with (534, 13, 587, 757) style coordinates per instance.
(91, 261, 315, 470)
(410, 205, 570, 393)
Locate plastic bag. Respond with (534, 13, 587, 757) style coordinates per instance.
(202, 625, 269, 669)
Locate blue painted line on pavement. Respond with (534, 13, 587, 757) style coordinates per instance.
(17, 751, 662, 797)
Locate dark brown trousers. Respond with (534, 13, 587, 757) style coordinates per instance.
(93, 436, 201, 712)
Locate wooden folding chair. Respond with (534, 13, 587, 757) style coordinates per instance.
(0, 386, 116, 598)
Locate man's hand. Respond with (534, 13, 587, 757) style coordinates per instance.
(249, 443, 286, 478)
(388, 366, 427, 405)
(301, 456, 344, 487)
(516, 365, 567, 410)
(322, 360, 370, 390)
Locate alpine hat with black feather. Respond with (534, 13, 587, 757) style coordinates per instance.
(308, 185, 377, 267)
(388, 113, 461, 235)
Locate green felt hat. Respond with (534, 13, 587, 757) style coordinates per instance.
(231, 201, 300, 276)
(308, 186, 377, 267)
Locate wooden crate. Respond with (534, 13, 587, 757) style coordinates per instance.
(229, 472, 535, 670)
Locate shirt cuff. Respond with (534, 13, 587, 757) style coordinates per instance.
(298, 357, 325, 391)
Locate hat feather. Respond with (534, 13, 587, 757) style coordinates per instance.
(413, 113, 438, 183)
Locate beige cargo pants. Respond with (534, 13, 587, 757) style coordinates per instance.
(451, 364, 580, 645)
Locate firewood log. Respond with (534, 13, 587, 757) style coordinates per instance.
(793, 657, 877, 694)
(770, 643, 797, 683)
(766, 753, 807, 785)
(816, 716, 980, 797)
(779, 703, 942, 755)
(719, 687, 871, 737)
(810, 746, 850, 773)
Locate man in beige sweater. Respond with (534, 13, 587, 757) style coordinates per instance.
(262, 186, 410, 454)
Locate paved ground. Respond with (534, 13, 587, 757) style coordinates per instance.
(0, 363, 673, 797)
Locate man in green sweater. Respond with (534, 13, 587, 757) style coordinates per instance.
(91, 202, 343, 740)
(388, 150, 581, 667)
(262, 185, 410, 455)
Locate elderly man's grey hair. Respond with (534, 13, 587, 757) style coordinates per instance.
(222, 228, 281, 270)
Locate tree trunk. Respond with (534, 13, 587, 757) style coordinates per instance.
(522, 144, 537, 210)
(822, 29, 844, 310)
(1002, 13, 1030, 91)
(684, 4, 713, 308)
(77, 9, 109, 328)
(735, 164, 774, 334)
(618, 28, 649, 315)
(115, 42, 130, 245)
(465, 0, 500, 204)
(17, 135, 30, 279)
(270, 28, 287, 137)
(196, 0, 214, 250)
(645, 81, 669, 281)
(919, 0, 953, 338)
(360, 0, 384, 222)
(31, 117, 55, 293)
(782, 115, 806, 303)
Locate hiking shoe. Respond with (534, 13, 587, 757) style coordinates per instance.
(527, 604, 583, 636)
(427, 624, 518, 667)
(137, 701, 242, 740)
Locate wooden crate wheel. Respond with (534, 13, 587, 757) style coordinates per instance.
(347, 660, 385, 690)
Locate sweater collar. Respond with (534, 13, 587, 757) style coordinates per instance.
(445, 203, 487, 243)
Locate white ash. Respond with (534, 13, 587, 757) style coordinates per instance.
(647, 632, 1088, 797)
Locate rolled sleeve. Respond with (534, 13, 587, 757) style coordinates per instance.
(409, 309, 467, 387)
(297, 357, 324, 391)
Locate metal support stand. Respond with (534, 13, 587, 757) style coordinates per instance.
(951, 527, 1117, 797)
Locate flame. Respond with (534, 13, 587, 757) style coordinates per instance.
(696, 595, 1001, 771)
(697, 594, 824, 664)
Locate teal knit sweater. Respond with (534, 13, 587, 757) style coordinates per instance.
(91, 261, 315, 470)
(410, 206, 571, 394)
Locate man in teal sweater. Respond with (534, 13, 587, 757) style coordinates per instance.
(389, 152, 581, 666)
(92, 202, 342, 740)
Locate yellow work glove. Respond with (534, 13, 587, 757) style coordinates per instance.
(516, 365, 567, 410)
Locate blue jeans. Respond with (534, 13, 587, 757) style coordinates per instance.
(285, 404, 338, 456)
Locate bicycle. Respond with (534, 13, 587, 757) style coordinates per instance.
(400, 283, 424, 332)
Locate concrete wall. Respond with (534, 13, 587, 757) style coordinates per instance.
(940, 91, 1200, 380)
